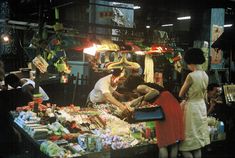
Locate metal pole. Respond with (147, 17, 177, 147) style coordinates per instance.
(33, 0, 45, 113)
(72, 72, 79, 104)
(34, 1, 45, 95)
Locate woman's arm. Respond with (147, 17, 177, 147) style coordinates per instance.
(179, 74, 192, 98)
(113, 90, 124, 99)
(137, 85, 160, 101)
(103, 92, 130, 112)
(207, 99, 216, 115)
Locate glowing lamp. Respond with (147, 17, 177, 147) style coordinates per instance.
(1, 34, 11, 44)
(83, 44, 97, 56)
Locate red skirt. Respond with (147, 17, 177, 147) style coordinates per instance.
(154, 91, 184, 148)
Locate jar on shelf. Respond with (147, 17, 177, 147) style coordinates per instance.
(33, 93, 43, 104)
(33, 93, 43, 113)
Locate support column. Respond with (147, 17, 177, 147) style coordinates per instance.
(0, 1, 10, 55)
(210, 8, 225, 69)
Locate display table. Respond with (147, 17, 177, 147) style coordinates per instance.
(11, 119, 50, 158)
(9, 101, 231, 158)
(11, 121, 157, 158)
(10, 107, 158, 158)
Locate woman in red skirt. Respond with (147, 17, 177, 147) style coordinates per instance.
(125, 75, 184, 158)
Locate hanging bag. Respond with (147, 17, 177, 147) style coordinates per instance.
(133, 105, 165, 122)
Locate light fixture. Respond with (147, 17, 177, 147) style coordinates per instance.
(133, 6, 141, 10)
(2, 35, 9, 42)
(177, 16, 191, 20)
(161, 24, 173, 27)
(83, 44, 97, 56)
(8, 20, 28, 25)
(146, 25, 150, 29)
(1, 33, 11, 44)
(224, 24, 233, 28)
(60, 74, 68, 83)
(134, 51, 145, 55)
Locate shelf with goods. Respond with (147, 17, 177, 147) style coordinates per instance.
(11, 101, 158, 158)
(207, 116, 226, 142)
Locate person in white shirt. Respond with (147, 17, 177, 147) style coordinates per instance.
(4, 74, 49, 101)
(87, 68, 130, 115)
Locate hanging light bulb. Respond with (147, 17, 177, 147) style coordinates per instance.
(2, 35, 9, 42)
(1, 33, 11, 44)
(83, 44, 98, 56)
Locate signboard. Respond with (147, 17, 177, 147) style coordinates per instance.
(211, 25, 223, 65)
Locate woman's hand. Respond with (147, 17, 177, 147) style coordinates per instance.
(119, 104, 133, 118)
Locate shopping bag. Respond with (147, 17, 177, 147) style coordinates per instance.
(133, 105, 165, 122)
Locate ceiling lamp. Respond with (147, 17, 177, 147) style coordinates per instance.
(1, 33, 12, 45)
(161, 24, 173, 27)
(224, 24, 233, 28)
(177, 16, 191, 20)
(83, 44, 97, 56)
(133, 6, 141, 9)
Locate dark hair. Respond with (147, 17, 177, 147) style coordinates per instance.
(207, 83, 220, 91)
(124, 75, 145, 91)
(5, 74, 21, 88)
(184, 48, 205, 64)
(111, 68, 123, 77)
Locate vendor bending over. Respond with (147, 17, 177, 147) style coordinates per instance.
(124, 75, 184, 158)
(86, 68, 131, 116)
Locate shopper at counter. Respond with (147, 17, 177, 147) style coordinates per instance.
(4, 73, 49, 101)
(124, 75, 184, 158)
(86, 68, 131, 116)
(179, 48, 210, 158)
(206, 83, 223, 115)
(0, 61, 20, 155)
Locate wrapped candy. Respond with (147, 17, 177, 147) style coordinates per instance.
(40, 141, 65, 157)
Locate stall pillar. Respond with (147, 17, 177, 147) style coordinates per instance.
(210, 8, 225, 69)
(0, 1, 10, 56)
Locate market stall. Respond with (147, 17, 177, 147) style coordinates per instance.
(9, 88, 227, 158)
(11, 101, 159, 158)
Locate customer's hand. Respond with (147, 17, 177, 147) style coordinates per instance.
(120, 104, 133, 119)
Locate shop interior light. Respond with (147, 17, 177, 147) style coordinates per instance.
(133, 6, 141, 9)
(8, 20, 28, 25)
(161, 24, 173, 27)
(146, 25, 150, 29)
(2, 35, 9, 42)
(1, 33, 11, 44)
(134, 51, 145, 55)
(83, 44, 97, 56)
(224, 24, 233, 28)
(112, 2, 122, 5)
(177, 16, 191, 20)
